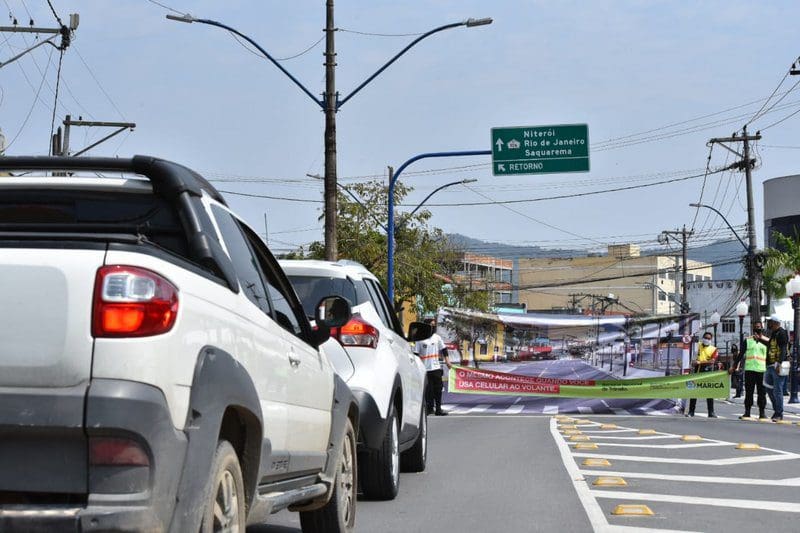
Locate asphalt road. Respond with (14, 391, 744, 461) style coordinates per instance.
(251, 360, 800, 532)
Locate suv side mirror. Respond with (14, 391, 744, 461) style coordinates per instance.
(310, 296, 352, 347)
(406, 322, 432, 343)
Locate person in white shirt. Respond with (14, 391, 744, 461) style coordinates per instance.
(414, 318, 452, 416)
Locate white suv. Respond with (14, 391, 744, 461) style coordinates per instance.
(0, 156, 360, 532)
(280, 260, 431, 500)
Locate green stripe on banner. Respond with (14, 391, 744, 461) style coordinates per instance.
(447, 366, 730, 399)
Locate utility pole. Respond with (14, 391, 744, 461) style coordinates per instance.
(658, 225, 694, 314)
(323, 0, 338, 261)
(52, 115, 135, 157)
(708, 127, 762, 330)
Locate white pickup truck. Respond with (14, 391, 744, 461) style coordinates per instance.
(0, 156, 360, 532)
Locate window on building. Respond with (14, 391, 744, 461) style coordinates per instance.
(658, 292, 667, 301)
(479, 343, 488, 355)
(721, 319, 736, 333)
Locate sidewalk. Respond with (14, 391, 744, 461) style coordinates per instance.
(726, 393, 800, 415)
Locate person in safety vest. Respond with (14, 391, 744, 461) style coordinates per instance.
(414, 318, 452, 416)
(732, 321, 768, 420)
(755, 315, 789, 421)
(686, 331, 718, 418)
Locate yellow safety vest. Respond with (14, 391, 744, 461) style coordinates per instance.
(697, 344, 718, 364)
(744, 337, 767, 372)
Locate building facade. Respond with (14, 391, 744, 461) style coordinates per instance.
(764, 174, 800, 247)
(517, 245, 712, 315)
(453, 253, 513, 307)
(686, 279, 748, 353)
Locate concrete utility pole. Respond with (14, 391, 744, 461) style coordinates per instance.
(708, 127, 762, 330)
(323, 0, 338, 261)
(53, 115, 135, 157)
(659, 226, 694, 314)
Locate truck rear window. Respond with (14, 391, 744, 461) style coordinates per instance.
(0, 189, 188, 257)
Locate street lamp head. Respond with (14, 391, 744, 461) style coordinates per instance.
(785, 273, 800, 297)
(710, 311, 721, 326)
(689, 202, 702, 208)
(735, 301, 748, 318)
(166, 13, 197, 23)
(464, 17, 493, 27)
(460, 178, 478, 184)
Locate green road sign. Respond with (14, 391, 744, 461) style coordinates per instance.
(491, 124, 589, 176)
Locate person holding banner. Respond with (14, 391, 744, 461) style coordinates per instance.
(686, 331, 718, 418)
(733, 321, 768, 420)
(414, 318, 452, 416)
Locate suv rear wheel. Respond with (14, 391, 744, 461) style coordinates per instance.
(200, 440, 245, 533)
(360, 406, 399, 500)
(300, 419, 357, 533)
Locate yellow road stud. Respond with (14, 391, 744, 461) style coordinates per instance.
(600, 424, 617, 430)
(611, 504, 654, 516)
(736, 443, 761, 450)
(582, 458, 611, 467)
(775, 420, 792, 425)
(638, 429, 657, 435)
(570, 435, 591, 442)
(593, 476, 627, 487)
(759, 418, 773, 423)
(559, 424, 578, 430)
(575, 419, 593, 425)
(574, 442, 599, 450)
(681, 435, 702, 441)
(562, 429, 583, 436)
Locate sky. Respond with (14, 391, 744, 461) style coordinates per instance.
(2, 0, 800, 264)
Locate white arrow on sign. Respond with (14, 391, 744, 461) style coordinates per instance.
(495, 138, 504, 152)
(498, 163, 506, 172)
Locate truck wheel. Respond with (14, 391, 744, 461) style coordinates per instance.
(359, 407, 400, 500)
(200, 440, 245, 533)
(400, 406, 427, 473)
(300, 419, 357, 533)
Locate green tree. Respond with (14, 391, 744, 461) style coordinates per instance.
(302, 180, 473, 316)
(739, 231, 800, 312)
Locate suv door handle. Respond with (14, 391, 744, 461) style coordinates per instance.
(288, 354, 301, 367)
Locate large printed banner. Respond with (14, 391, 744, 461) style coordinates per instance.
(447, 366, 730, 399)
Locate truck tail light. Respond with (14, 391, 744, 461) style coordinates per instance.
(92, 265, 179, 337)
(333, 316, 379, 348)
(89, 437, 150, 467)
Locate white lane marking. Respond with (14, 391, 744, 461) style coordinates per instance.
(463, 404, 491, 414)
(589, 441, 731, 449)
(591, 490, 800, 513)
(585, 435, 681, 441)
(500, 404, 525, 415)
(549, 416, 609, 531)
(543, 405, 559, 414)
(580, 469, 800, 486)
(550, 415, 695, 532)
(573, 452, 800, 466)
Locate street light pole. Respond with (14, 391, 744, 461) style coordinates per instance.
(710, 311, 721, 349)
(166, 12, 491, 261)
(387, 150, 491, 301)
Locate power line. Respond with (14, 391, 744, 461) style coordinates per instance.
(5, 45, 53, 150)
(746, 70, 791, 125)
(45, 0, 62, 26)
(145, 0, 182, 14)
(219, 189, 323, 203)
(72, 45, 126, 120)
(758, 105, 800, 132)
(690, 144, 714, 230)
(229, 31, 325, 62)
(462, 183, 604, 245)
(337, 27, 425, 37)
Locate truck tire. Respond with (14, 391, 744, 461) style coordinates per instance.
(400, 406, 427, 473)
(200, 440, 246, 533)
(359, 406, 400, 500)
(300, 419, 357, 533)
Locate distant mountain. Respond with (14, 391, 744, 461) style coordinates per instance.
(448, 233, 745, 280)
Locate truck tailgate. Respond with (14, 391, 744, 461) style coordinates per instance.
(0, 247, 105, 495)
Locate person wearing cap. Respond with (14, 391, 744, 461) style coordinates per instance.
(732, 321, 768, 419)
(414, 318, 452, 416)
(755, 315, 789, 421)
(686, 331, 718, 418)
